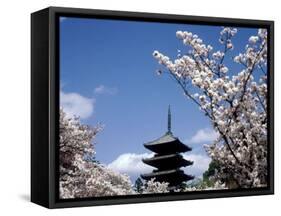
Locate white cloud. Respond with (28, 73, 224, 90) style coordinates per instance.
(94, 85, 118, 95)
(60, 91, 95, 119)
(107, 153, 153, 176)
(183, 153, 211, 178)
(189, 128, 218, 144)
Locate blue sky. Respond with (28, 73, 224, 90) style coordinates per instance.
(59, 17, 259, 182)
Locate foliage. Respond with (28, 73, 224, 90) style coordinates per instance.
(153, 28, 268, 188)
(134, 177, 144, 193)
(201, 160, 220, 187)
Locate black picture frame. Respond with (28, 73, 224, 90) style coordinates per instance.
(31, 6, 274, 209)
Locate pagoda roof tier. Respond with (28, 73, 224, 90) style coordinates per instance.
(143, 132, 191, 154)
(142, 153, 193, 169)
(141, 169, 194, 185)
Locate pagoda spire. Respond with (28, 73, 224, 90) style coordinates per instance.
(167, 105, 171, 134)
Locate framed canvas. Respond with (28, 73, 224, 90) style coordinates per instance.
(31, 6, 274, 208)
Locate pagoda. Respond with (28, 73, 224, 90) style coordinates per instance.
(141, 106, 194, 188)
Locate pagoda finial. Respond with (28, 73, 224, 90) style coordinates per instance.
(168, 105, 171, 133)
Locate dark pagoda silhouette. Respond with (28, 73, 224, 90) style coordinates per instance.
(141, 106, 194, 188)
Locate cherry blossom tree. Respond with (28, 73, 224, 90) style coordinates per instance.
(59, 109, 135, 198)
(59, 109, 169, 198)
(152, 28, 268, 188)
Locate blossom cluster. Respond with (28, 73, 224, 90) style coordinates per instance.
(59, 109, 135, 198)
(141, 178, 169, 194)
(184, 181, 227, 191)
